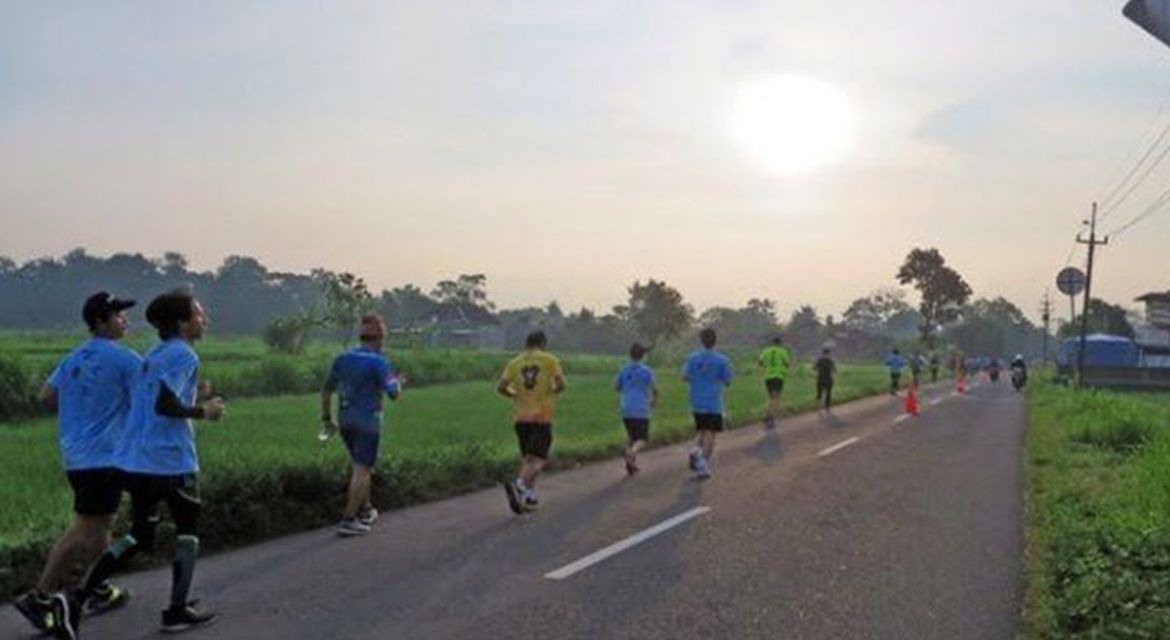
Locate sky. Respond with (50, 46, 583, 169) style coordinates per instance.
(2, 1, 1170, 324)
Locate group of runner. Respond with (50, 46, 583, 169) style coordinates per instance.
(15, 290, 224, 640)
(18, 290, 842, 638)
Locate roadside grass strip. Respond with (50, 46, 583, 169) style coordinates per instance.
(544, 507, 712, 580)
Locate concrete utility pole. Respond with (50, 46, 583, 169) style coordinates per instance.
(1040, 290, 1052, 367)
(1076, 203, 1110, 387)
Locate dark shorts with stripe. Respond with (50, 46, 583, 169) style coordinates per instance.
(765, 377, 786, 395)
(122, 471, 201, 538)
(515, 422, 553, 459)
(66, 467, 123, 517)
(693, 413, 724, 432)
(623, 418, 650, 443)
(340, 427, 381, 468)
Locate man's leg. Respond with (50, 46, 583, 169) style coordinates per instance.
(161, 475, 215, 630)
(825, 382, 833, 410)
(35, 514, 114, 593)
(343, 464, 372, 520)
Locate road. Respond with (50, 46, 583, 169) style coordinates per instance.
(3, 378, 1025, 640)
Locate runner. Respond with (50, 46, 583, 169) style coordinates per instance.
(13, 293, 139, 638)
(929, 352, 941, 383)
(757, 335, 791, 430)
(320, 313, 402, 536)
(614, 343, 658, 476)
(683, 328, 733, 480)
(69, 291, 226, 637)
(910, 351, 925, 387)
(496, 330, 566, 514)
(814, 347, 837, 412)
(885, 348, 906, 396)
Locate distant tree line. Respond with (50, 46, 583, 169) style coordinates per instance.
(0, 248, 1062, 359)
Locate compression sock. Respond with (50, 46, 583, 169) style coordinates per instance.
(80, 535, 138, 598)
(170, 535, 199, 609)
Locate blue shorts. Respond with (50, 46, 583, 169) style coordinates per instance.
(340, 427, 380, 468)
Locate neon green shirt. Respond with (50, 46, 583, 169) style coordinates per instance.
(759, 346, 791, 380)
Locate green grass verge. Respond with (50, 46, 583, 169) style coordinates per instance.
(1022, 383, 1170, 639)
(0, 363, 889, 598)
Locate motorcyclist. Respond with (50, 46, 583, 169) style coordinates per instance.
(1010, 354, 1028, 390)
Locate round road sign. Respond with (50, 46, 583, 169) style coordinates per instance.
(1056, 267, 1086, 296)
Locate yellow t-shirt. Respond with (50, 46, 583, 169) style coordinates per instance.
(500, 349, 565, 423)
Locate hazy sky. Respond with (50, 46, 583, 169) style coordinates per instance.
(2, 1, 1169, 323)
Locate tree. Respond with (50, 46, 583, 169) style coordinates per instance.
(896, 247, 972, 346)
(430, 274, 494, 310)
(842, 288, 915, 336)
(1057, 298, 1135, 339)
(625, 279, 693, 347)
(316, 270, 374, 346)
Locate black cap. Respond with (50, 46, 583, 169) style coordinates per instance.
(82, 292, 136, 328)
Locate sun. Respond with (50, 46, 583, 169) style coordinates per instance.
(729, 74, 857, 175)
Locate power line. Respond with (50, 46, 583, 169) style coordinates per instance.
(1098, 83, 1170, 218)
(1099, 134, 1170, 220)
(1107, 181, 1170, 238)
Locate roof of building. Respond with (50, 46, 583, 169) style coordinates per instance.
(1136, 291, 1170, 303)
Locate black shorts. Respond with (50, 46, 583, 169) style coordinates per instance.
(765, 378, 785, 395)
(66, 468, 123, 517)
(340, 427, 380, 468)
(515, 422, 553, 459)
(123, 472, 201, 538)
(693, 413, 724, 432)
(623, 418, 650, 443)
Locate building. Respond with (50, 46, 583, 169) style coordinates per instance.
(1136, 291, 1170, 331)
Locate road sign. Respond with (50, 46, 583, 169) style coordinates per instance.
(1056, 267, 1086, 297)
(1125, 0, 1170, 49)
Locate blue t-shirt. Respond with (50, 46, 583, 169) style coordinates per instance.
(326, 347, 399, 433)
(615, 361, 656, 419)
(116, 339, 201, 475)
(47, 338, 142, 471)
(886, 354, 907, 373)
(682, 349, 733, 415)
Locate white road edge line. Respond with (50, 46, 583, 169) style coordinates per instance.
(892, 414, 912, 424)
(817, 436, 861, 458)
(544, 506, 712, 580)
(930, 397, 944, 406)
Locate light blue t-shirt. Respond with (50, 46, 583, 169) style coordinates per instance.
(886, 354, 907, 373)
(682, 349, 733, 415)
(615, 361, 656, 419)
(116, 339, 201, 475)
(47, 338, 142, 471)
(326, 347, 399, 433)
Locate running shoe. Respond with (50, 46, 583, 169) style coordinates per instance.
(83, 582, 131, 616)
(763, 417, 776, 430)
(47, 592, 78, 640)
(357, 506, 379, 527)
(694, 456, 712, 480)
(522, 492, 540, 511)
(13, 590, 54, 634)
(161, 603, 217, 633)
(336, 518, 372, 537)
(688, 449, 700, 472)
(503, 481, 524, 515)
(624, 451, 639, 476)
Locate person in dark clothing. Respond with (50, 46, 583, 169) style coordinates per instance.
(814, 348, 837, 411)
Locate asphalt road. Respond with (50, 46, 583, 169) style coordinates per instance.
(3, 378, 1025, 640)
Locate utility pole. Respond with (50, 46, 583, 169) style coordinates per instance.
(1040, 290, 1052, 367)
(1076, 202, 1109, 388)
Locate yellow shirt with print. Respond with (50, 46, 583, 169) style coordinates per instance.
(501, 349, 565, 424)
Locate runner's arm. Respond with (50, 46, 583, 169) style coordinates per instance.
(39, 383, 58, 412)
(496, 378, 515, 398)
(156, 385, 224, 421)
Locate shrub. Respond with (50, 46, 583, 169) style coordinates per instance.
(0, 355, 37, 421)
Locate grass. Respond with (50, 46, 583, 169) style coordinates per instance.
(1022, 383, 1170, 639)
(0, 362, 889, 597)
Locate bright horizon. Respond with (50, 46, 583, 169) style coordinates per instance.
(3, 2, 1170, 322)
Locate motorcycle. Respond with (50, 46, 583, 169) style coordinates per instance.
(1011, 367, 1027, 391)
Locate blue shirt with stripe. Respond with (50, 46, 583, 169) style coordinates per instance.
(326, 347, 400, 433)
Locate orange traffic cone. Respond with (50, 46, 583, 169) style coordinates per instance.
(905, 384, 920, 416)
